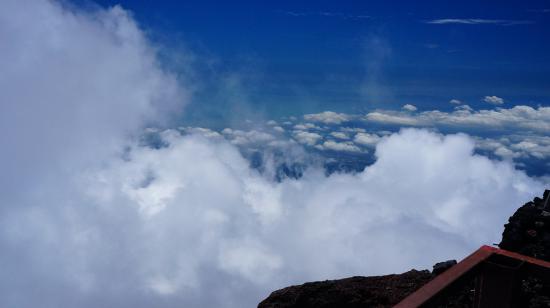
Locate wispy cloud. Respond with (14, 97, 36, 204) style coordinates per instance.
(423, 43, 440, 49)
(425, 18, 534, 26)
(282, 11, 370, 20)
(527, 9, 550, 13)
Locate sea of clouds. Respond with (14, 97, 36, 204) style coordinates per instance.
(0, 1, 546, 307)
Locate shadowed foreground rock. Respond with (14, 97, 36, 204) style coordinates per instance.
(258, 270, 432, 308)
(499, 190, 550, 262)
(499, 189, 550, 306)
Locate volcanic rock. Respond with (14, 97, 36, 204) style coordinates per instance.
(432, 259, 457, 276)
(258, 269, 432, 308)
(499, 189, 550, 261)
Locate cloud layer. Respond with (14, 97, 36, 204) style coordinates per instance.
(365, 105, 550, 133)
(3, 127, 542, 307)
(0, 1, 546, 308)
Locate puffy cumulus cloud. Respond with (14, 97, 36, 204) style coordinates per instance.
(251, 110, 550, 164)
(365, 105, 550, 133)
(354, 132, 382, 147)
(494, 146, 521, 159)
(511, 137, 550, 160)
(304, 111, 351, 125)
(315, 140, 362, 153)
(450, 99, 463, 105)
(292, 130, 323, 146)
(475, 135, 550, 160)
(330, 132, 349, 140)
(341, 127, 366, 133)
(222, 128, 275, 145)
(455, 104, 474, 112)
(272, 126, 285, 133)
(484, 95, 504, 105)
(365, 111, 421, 126)
(402, 104, 418, 112)
(293, 123, 321, 130)
(178, 127, 222, 139)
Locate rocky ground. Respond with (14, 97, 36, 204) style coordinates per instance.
(499, 189, 550, 262)
(258, 270, 433, 308)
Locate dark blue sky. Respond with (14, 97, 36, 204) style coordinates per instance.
(85, 0, 550, 121)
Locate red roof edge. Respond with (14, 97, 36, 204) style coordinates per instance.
(394, 245, 550, 308)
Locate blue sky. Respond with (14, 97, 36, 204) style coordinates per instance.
(80, 0, 550, 178)
(86, 0, 550, 121)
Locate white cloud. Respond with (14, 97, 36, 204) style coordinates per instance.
(341, 127, 366, 133)
(179, 127, 222, 139)
(0, 0, 184, 188)
(315, 140, 361, 152)
(218, 239, 283, 284)
(454, 104, 473, 112)
(293, 123, 320, 130)
(1, 122, 544, 308)
(272, 126, 285, 133)
(365, 111, 421, 126)
(475, 135, 550, 160)
(86, 129, 545, 306)
(222, 129, 275, 145)
(330, 132, 349, 140)
(494, 146, 520, 159)
(292, 130, 323, 146)
(484, 95, 504, 105)
(402, 104, 418, 112)
(450, 99, 463, 105)
(425, 19, 533, 26)
(304, 111, 350, 124)
(365, 105, 550, 133)
(354, 132, 382, 147)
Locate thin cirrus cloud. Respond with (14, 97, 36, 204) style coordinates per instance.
(425, 18, 534, 25)
(282, 10, 370, 19)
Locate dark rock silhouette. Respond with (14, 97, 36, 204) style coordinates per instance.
(498, 190, 550, 307)
(499, 189, 550, 262)
(258, 270, 432, 308)
(432, 259, 457, 276)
